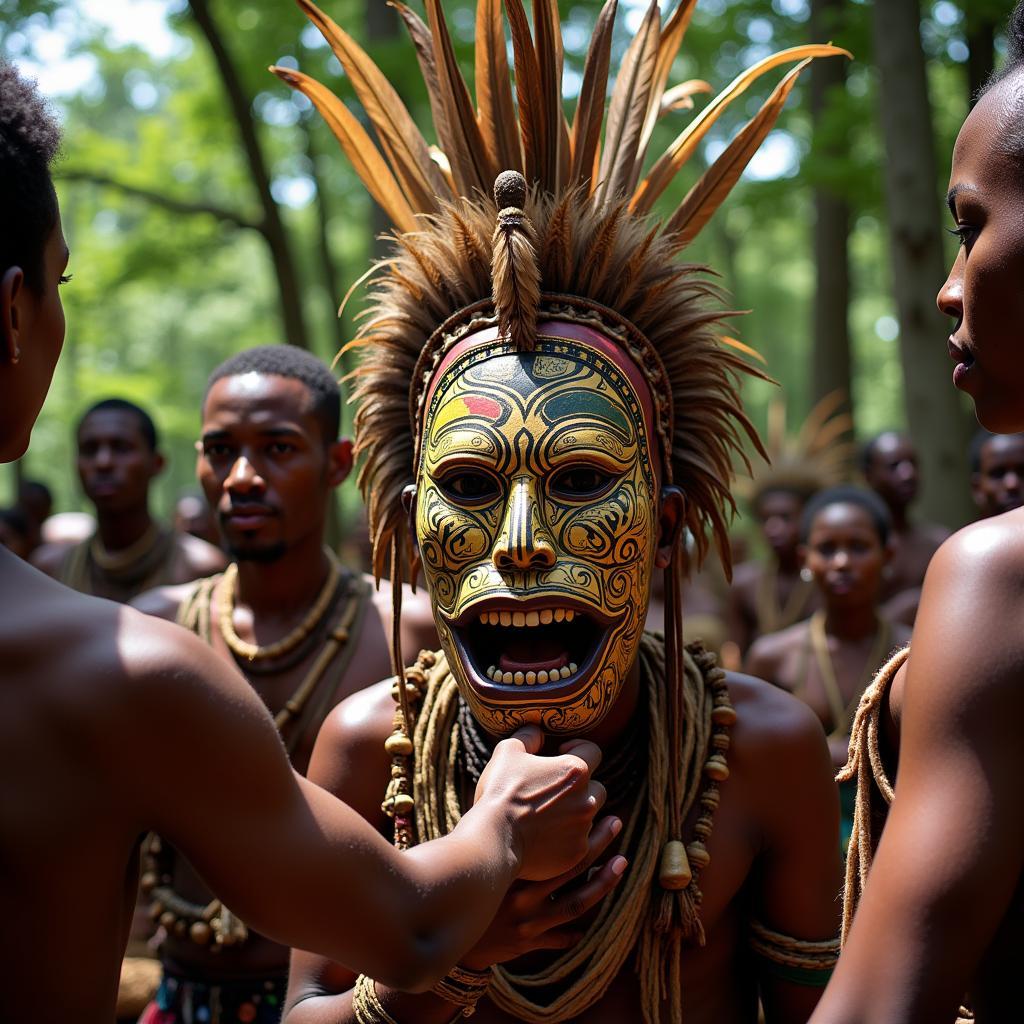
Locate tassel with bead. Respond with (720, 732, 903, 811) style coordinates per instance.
(491, 170, 540, 352)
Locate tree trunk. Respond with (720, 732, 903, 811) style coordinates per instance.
(871, 0, 974, 528)
(188, 0, 311, 350)
(810, 0, 853, 419)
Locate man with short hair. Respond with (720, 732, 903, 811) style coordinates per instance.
(969, 429, 1024, 519)
(33, 397, 225, 600)
(133, 345, 438, 1020)
(0, 60, 608, 1021)
(861, 430, 950, 622)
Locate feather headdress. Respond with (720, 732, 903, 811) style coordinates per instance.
(740, 390, 857, 504)
(273, 0, 847, 584)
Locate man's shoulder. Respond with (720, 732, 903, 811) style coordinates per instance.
(173, 532, 226, 578)
(724, 669, 831, 771)
(929, 512, 1024, 595)
(320, 678, 397, 757)
(743, 620, 806, 681)
(131, 579, 206, 621)
(29, 538, 76, 578)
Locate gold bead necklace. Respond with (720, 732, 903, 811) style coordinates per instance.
(218, 549, 342, 662)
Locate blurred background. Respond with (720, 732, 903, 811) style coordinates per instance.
(0, 0, 1008, 532)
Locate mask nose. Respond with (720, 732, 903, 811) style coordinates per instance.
(493, 476, 556, 572)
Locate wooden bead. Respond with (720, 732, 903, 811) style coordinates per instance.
(189, 921, 212, 945)
(159, 911, 176, 930)
(140, 871, 157, 893)
(704, 754, 730, 781)
(658, 840, 692, 890)
(148, 836, 162, 855)
(148, 901, 165, 921)
(405, 667, 427, 685)
(385, 732, 414, 757)
(693, 820, 712, 841)
(391, 681, 420, 701)
(686, 841, 711, 870)
(711, 704, 737, 726)
(700, 787, 720, 810)
(712, 732, 731, 752)
(173, 920, 188, 938)
(393, 793, 415, 816)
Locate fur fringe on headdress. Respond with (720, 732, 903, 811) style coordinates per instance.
(273, 0, 848, 582)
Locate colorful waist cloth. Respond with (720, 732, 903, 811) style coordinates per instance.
(137, 970, 286, 1024)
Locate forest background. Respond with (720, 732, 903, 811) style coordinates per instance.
(0, 0, 1009, 534)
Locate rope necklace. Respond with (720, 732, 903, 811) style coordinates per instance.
(89, 521, 161, 571)
(218, 549, 342, 662)
(394, 637, 734, 1024)
(755, 562, 813, 635)
(808, 610, 891, 740)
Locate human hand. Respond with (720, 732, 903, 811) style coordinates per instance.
(475, 726, 606, 881)
(459, 815, 627, 970)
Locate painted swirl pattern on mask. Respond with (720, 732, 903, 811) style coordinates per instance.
(416, 337, 658, 735)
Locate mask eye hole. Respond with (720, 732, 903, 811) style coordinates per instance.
(549, 465, 617, 501)
(437, 468, 502, 506)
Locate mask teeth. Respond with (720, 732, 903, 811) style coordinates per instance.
(484, 664, 578, 685)
(478, 608, 576, 627)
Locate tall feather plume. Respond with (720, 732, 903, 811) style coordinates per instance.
(569, 0, 617, 192)
(270, 66, 420, 233)
(635, 0, 699, 161)
(390, 2, 451, 155)
(294, 0, 448, 211)
(491, 170, 540, 352)
(663, 59, 811, 244)
(424, 0, 496, 195)
(475, 0, 522, 173)
(503, 0, 546, 188)
(596, 0, 661, 203)
(633, 43, 851, 216)
(534, 0, 568, 193)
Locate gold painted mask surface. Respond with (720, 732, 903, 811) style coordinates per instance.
(416, 329, 659, 735)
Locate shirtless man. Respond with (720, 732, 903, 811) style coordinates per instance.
(33, 397, 225, 600)
(0, 60, 607, 1022)
(133, 345, 437, 1020)
(728, 485, 821, 654)
(861, 430, 949, 623)
(811, 8, 1024, 1019)
(969, 429, 1024, 519)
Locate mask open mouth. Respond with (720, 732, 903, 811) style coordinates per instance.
(449, 600, 612, 697)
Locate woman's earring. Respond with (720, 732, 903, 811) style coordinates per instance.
(800, 567, 813, 583)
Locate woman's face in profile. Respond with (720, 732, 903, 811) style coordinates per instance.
(938, 73, 1024, 433)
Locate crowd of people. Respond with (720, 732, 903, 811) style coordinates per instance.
(3, 0, 1024, 1022)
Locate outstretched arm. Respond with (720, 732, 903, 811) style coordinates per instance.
(113, 611, 602, 992)
(811, 524, 1024, 1023)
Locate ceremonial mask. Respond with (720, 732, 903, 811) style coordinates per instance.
(416, 322, 660, 735)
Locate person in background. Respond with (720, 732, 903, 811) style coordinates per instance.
(0, 505, 32, 559)
(15, 477, 51, 554)
(745, 486, 910, 848)
(969, 428, 1024, 519)
(861, 430, 950, 624)
(729, 394, 855, 654)
(32, 397, 225, 601)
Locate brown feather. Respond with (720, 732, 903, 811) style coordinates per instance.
(636, 0, 699, 161)
(295, 0, 447, 212)
(391, 2, 451, 157)
(534, 0, 566, 193)
(271, 66, 419, 233)
(504, 0, 545, 187)
(569, 0, 617, 192)
(663, 59, 811, 245)
(475, 0, 522, 173)
(424, 0, 496, 196)
(597, 0, 661, 202)
(659, 79, 712, 117)
(633, 43, 850, 215)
